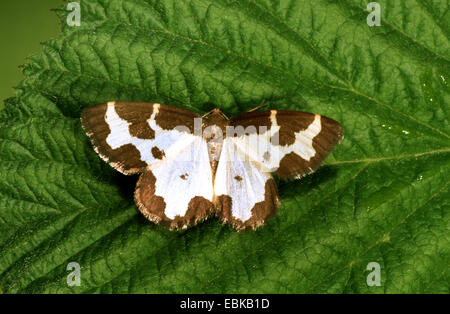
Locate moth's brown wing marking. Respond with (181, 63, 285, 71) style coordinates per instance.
(229, 110, 343, 179)
(81, 101, 200, 175)
(135, 135, 214, 230)
(213, 138, 280, 231)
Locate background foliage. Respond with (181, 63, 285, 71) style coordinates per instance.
(0, 0, 449, 293)
(0, 0, 62, 108)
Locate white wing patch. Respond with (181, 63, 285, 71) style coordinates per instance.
(231, 112, 322, 172)
(214, 137, 270, 222)
(151, 136, 213, 219)
(105, 101, 194, 166)
(105, 101, 213, 220)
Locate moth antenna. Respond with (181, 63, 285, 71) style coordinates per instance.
(247, 104, 268, 112)
(201, 108, 229, 119)
(201, 109, 215, 118)
(218, 110, 229, 120)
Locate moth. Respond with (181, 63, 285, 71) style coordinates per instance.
(81, 102, 343, 231)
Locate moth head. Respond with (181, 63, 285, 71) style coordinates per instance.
(202, 108, 228, 120)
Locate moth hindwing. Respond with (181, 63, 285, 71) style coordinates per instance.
(81, 102, 343, 231)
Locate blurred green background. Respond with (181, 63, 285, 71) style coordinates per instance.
(0, 0, 62, 109)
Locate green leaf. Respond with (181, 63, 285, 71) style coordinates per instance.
(0, 0, 449, 293)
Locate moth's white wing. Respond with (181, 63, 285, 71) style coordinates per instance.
(151, 136, 214, 219)
(213, 137, 279, 231)
(135, 135, 214, 229)
(81, 101, 200, 174)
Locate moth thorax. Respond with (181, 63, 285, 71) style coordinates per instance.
(203, 124, 224, 162)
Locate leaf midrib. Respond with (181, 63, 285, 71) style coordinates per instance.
(325, 147, 450, 165)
